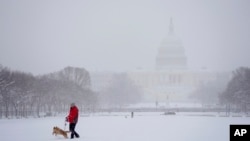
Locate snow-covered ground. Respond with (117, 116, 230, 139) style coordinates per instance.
(1, 112, 249, 141)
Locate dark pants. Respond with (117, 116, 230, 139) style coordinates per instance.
(69, 123, 80, 139)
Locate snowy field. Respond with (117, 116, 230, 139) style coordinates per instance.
(1, 112, 250, 141)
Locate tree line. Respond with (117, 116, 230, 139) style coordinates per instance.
(0, 65, 142, 118)
(192, 67, 250, 112)
(0, 66, 96, 118)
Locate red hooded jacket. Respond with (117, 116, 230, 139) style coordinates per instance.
(67, 106, 79, 123)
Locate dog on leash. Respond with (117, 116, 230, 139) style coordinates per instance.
(52, 126, 70, 138)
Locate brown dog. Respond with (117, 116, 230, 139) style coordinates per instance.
(52, 126, 70, 138)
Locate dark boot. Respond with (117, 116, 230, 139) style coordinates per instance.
(71, 132, 74, 139)
(75, 132, 80, 138)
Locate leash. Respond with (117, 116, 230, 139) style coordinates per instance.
(64, 121, 67, 130)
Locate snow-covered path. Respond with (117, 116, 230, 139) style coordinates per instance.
(0, 113, 249, 141)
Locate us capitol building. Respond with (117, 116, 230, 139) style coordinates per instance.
(90, 19, 230, 103)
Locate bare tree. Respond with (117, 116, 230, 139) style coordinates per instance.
(45, 66, 97, 112)
(51, 66, 91, 89)
(8, 71, 35, 117)
(0, 67, 14, 118)
(220, 67, 250, 112)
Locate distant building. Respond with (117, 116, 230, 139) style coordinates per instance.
(127, 69, 223, 102)
(90, 18, 231, 103)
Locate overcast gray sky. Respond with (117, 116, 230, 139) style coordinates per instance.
(1, 0, 250, 75)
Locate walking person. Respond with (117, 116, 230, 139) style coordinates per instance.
(66, 103, 80, 139)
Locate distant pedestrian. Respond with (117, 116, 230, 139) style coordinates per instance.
(66, 103, 80, 139)
(131, 112, 134, 118)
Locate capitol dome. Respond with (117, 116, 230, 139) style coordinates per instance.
(155, 18, 187, 70)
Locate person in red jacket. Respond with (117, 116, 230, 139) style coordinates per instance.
(66, 103, 80, 139)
